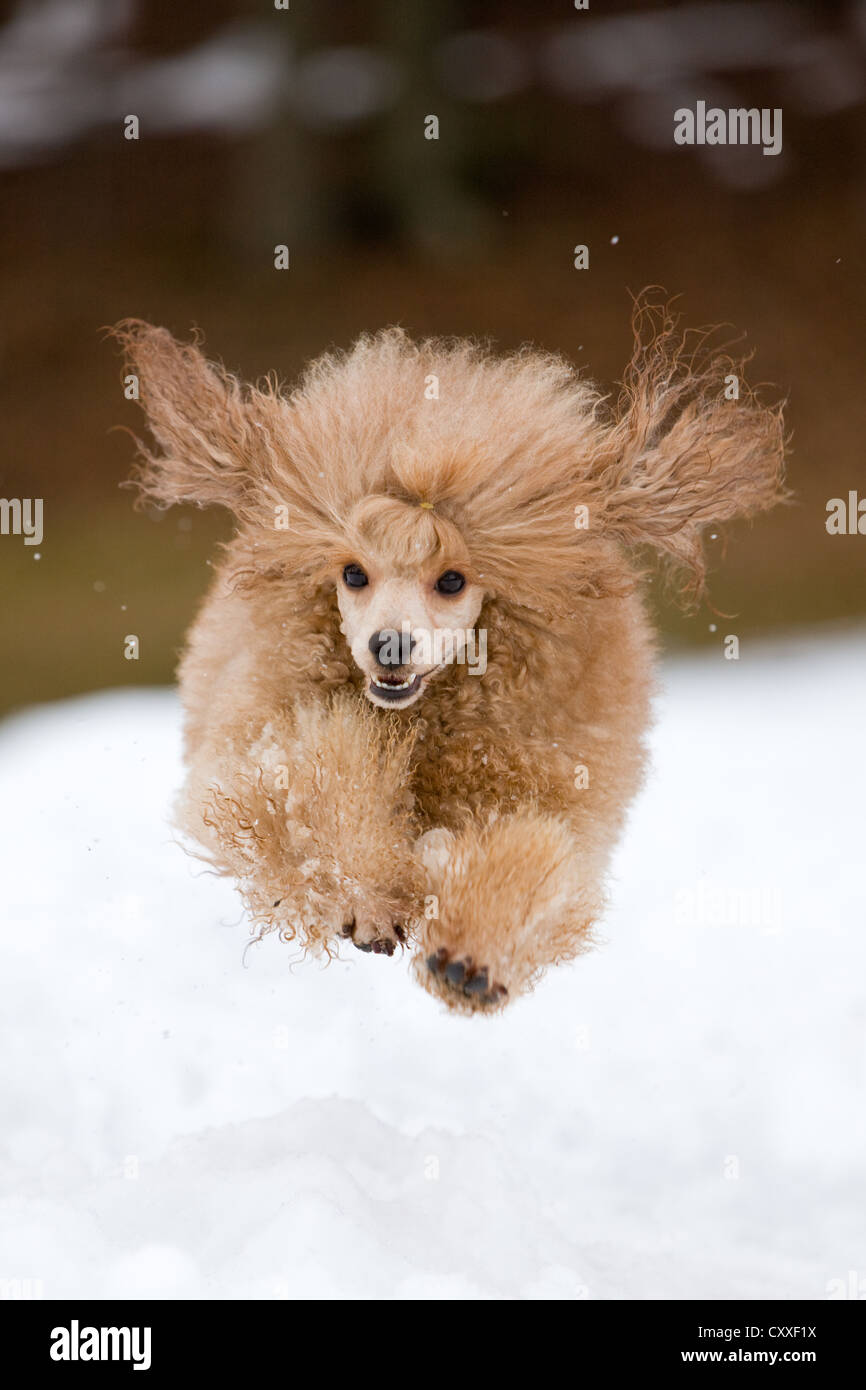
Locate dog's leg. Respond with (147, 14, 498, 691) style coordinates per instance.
(413, 812, 603, 1013)
(180, 695, 423, 956)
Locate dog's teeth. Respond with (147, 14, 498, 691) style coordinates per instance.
(372, 676, 415, 691)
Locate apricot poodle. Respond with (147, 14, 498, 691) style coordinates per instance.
(115, 301, 785, 1014)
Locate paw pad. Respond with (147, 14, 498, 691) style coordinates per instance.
(426, 948, 508, 1008)
(340, 917, 402, 957)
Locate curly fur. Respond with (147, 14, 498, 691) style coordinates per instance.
(113, 297, 786, 1013)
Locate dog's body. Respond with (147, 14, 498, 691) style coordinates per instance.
(118, 306, 784, 1013)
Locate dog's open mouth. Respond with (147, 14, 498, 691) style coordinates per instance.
(368, 672, 423, 703)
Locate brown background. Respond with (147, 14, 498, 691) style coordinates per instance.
(1, 0, 864, 715)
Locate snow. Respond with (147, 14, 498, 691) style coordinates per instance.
(0, 626, 864, 1300)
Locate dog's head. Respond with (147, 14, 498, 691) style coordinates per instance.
(114, 300, 786, 709)
(329, 495, 486, 708)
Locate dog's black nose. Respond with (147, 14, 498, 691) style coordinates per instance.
(369, 629, 413, 666)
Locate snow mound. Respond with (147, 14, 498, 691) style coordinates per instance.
(0, 627, 864, 1299)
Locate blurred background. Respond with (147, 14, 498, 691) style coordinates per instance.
(1, 0, 864, 715)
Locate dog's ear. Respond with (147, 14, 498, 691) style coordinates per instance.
(112, 321, 264, 514)
(596, 298, 787, 598)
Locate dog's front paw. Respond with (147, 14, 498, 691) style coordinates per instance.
(422, 946, 509, 1012)
(339, 911, 407, 957)
(269, 884, 412, 957)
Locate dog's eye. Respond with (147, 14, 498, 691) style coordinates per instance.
(342, 564, 369, 589)
(435, 570, 466, 595)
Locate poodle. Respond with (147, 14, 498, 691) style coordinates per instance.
(115, 300, 785, 1014)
